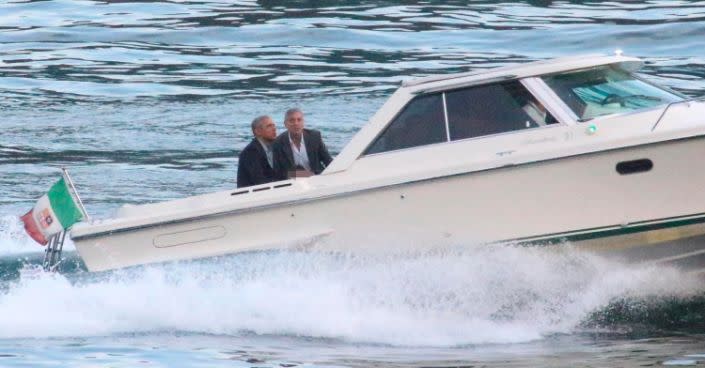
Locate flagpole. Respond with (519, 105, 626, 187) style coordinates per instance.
(61, 167, 90, 221)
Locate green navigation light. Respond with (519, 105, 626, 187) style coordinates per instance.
(587, 124, 598, 135)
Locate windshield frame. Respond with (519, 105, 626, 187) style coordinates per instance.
(540, 65, 685, 123)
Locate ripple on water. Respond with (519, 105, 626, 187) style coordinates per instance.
(0, 1, 704, 101)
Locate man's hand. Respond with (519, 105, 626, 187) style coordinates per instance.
(288, 169, 313, 178)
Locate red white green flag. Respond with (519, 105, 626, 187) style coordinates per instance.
(20, 178, 84, 245)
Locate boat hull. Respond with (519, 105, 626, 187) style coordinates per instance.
(73, 135, 705, 272)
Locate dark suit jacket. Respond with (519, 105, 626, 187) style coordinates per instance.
(272, 128, 333, 180)
(237, 138, 275, 188)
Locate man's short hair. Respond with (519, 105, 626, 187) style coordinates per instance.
(284, 108, 302, 121)
(251, 115, 270, 133)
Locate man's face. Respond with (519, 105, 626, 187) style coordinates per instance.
(284, 111, 304, 136)
(255, 117, 277, 142)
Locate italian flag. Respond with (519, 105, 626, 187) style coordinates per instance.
(21, 178, 84, 245)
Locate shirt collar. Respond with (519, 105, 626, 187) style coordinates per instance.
(288, 132, 304, 147)
(256, 137, 272, 151)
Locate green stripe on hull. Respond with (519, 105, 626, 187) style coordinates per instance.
(514, 213, 705, 245)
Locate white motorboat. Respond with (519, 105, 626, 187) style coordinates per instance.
(69, 54, 705, 272)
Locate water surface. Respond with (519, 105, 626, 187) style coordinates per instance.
(1, 1, 705, 366)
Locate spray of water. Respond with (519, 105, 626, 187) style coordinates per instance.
(0, 215, 76, 255)
(0, 242, 702, 346)
(1, 215, 41, 254)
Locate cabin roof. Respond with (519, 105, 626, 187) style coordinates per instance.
(322, 54, 644, 175)
(401, 54, 642, 90)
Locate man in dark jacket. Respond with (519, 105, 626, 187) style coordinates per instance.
(237, 115, 277, 188)
(272, 108, 333, 180)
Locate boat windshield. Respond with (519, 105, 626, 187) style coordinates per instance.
(542, 66, 682, 121)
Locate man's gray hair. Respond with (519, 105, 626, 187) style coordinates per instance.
(251, 115, 270, 133)
(284, 107, 302, 121)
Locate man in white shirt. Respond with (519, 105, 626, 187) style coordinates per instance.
(237, 115, 277, 188)
(272, 108, 333, 180)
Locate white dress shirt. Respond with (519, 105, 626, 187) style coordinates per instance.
(289, 133, 311, 172)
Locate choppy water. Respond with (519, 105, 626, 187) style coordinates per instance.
(1, 1, 705, 366)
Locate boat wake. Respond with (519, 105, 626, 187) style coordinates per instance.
(0, 239, 703, 346)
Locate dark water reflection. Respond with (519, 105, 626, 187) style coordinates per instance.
(1, 0, 705, 102)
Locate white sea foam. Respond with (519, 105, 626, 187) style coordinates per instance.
(0, 244, 702, 346)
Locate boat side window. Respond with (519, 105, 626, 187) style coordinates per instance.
(365, 93, 446, 155)
(542, 66, 682, 121)
(445, 81, 552, 141)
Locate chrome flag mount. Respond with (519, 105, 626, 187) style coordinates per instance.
(20, 168, 88, 246)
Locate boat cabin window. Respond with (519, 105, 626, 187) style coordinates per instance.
(364, 80, 557, 155)
(445, 81, 554, 141)
(542, 66, 682, 121)
(365, 93, 446, 155)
